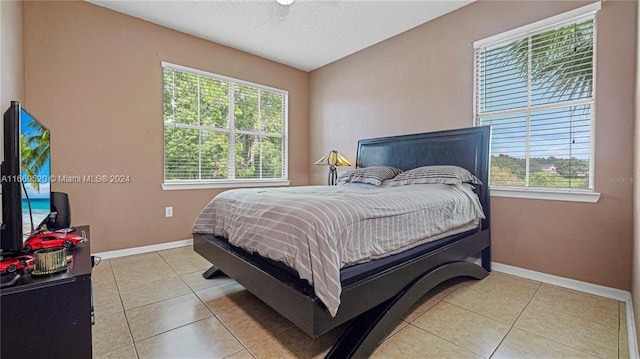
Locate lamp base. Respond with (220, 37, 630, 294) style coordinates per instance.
(328, 166, 337, 186)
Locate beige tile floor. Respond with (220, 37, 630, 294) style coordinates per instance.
(92, 247, 630, 359)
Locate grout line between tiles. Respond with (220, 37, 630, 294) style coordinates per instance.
(533, 306, 621, 330)
(119, 260, 145, 359)
(116, 252, 182, 358)
(438, 280, 467, 301)
(485, 280, 542, 358)
(179, 270, 234, 293)
(506, 282, 612, 359)
(523, 287, 621, 329)
(222, 348, 253, 359)
(422, 300, 507, 358)
(619, 301, 622, 359)
(409, 279, 507, 357)
(96, 343, 138, 359)
(110, 259, 131, 337)
(246, 323, 296, 348)
(156, 249, 180, 274)
(407, 322, 489, 358)
(93, 260, 137, 358)
(128, 294, 214, 343)
(155, 316, 214, 338)
(512, 326, 603, 359)
(124, 317, 252, 358)
(441, 286, 529, 327)
(189, 278, 252, 351)
(405, 280, 464, 324)
(114, 253, 193, 311)
(534, 283, 622, 327)
(209, 311, 246, 348)
(120, 252, 219, 345)
(513, 326, 606, 359)
(120, 284, 192, 311)
(379, 282, 453, 351)
(376, 319, 410, 346)
(246, 346, 258, 359)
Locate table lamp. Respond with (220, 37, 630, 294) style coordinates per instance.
(315, 150, 351, 185)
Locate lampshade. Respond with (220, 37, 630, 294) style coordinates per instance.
(314, 150, 351, 167)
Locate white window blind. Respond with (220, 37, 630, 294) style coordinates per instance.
(474, 10, 596, 191)
(162, 63, 288, 184)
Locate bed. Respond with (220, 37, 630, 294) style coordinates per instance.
(193, 125, 491, 358)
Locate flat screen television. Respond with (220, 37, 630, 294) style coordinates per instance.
(1, 101, 51, 257)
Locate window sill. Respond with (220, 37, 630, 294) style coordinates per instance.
(490, 187, 601, 203)
(162, 179, 291, 190)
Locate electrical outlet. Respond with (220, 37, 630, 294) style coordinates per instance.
(165, 206, 173, 218)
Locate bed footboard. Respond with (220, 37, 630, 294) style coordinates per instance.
(327, 261, 488, 359)
(194, 227, 490, 338)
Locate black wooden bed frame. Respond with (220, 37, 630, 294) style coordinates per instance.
(193, 126, 491, 358)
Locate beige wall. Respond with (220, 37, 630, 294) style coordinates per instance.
(1, 0, 24, 112)
(0, 0, 24, 218)
(310, 0, 636, 290)
(23, 1, 309, 253)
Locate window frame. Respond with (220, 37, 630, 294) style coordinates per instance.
(473, 2, 601, 203)
(161, 62, 290, 190)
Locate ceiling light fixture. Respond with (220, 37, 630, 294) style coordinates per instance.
(276, 0, 294, 6)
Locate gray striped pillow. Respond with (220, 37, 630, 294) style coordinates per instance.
(389, 165, 482, 186)
(337, 166, 403, 186)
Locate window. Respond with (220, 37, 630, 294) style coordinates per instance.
(474, 4, 599, 198)
(162, 62, 288, 189)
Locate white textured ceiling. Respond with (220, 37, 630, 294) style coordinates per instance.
(89, 0, 473, 72)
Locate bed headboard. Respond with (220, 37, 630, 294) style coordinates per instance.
(356, 126, 491, 230)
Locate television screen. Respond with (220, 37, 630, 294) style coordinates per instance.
(19, 108, 50, 237)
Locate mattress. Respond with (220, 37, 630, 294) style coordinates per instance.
(193, 183, 485, 316)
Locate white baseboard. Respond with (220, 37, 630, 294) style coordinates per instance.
(492, 262, 629, 301)
(92, 239, 193, 260)
(493, 262, 639, 359)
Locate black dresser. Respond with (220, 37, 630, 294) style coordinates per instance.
(1, 226, 92, 359)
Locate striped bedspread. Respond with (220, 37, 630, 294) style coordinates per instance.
(192, 183, 485, 317)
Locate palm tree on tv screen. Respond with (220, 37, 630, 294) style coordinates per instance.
(21, 124, 49, 191)
(21, 120, 50, 233)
